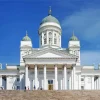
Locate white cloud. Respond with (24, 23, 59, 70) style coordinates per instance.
(61, 8, 100, 42)
(81, 51, 100, 68)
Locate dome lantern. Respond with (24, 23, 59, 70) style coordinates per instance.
(38, 7, 62, 48)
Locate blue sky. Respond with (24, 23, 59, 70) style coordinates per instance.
(0, 0, 100, 68)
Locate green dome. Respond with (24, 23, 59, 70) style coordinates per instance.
(40, 15, 60, 25)
(70, 33, 78, 41)
(22, 32, 31, 41)
(40, 7, 60, 25)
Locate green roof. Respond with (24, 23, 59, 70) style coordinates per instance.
(40, 15, 60, 25)
(22, 31, 31, 41)
(40, 7, 60, 25)
(70, 32, 78, 41)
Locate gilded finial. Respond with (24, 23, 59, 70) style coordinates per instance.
(48, 6, 52, 15)
(26, 30, 28, 36)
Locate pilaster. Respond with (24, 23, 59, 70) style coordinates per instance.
(44, 65, 47, 90)
(55, 65, 58, 90)
(92, 76, 94, 90)
(34, 65, 38, 89)
(71, 68, 74, 90)
(64, 65, 67, 90)
(78, 74, 81, 90)
(25, 65, 29, 89)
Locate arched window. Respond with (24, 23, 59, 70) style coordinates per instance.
(49, 32, 52, 37)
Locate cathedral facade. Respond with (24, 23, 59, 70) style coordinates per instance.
(0, 8, 100, 90)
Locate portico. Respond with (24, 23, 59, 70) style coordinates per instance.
(24, 63, 75, 90)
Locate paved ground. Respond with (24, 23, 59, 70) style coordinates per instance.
(0, 90, 100, 100)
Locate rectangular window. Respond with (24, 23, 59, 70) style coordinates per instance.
(81, 78, 84, 81)
(48, 80, 53, 84)
(44, 38, 47, 44)
(54, 33, 56, 37)
(49, 38, 52, 44)
(54, 38, 57, 44)
(17, 77, 20, 82)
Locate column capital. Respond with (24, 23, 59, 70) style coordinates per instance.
(34, 64, 37, 66)
(43, 64, 47, 67)
(63, 64, 67, 67)
(62, 64, 67, 69)
(72, 64, 76, 67)
(54, 64, 58, 67)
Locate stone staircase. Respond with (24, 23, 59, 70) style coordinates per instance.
(0, 90, 100, 100)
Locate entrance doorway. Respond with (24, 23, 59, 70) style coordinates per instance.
(48, 80, 53, 90)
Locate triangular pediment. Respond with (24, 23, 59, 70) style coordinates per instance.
(23, 47, 78, 59)
(37, 52, 62, 58)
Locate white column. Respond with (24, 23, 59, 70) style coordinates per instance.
(34, 65, 37, 89)
(20, 74, 22, 90)
(71, 68, 73, 90)
(95, 78, 97, 90)
(84, 76, 86, 90)
(69, 75, 72, 90)
(94, 80, 96, 90)
(92, 76, 94, 90)
(0, 76, 2, 88)
(55, 65, 58, 90)
(25, 65, 28, 89)
(78, 74, 81, 90)
(64, 65, 67, 90)
(61, 80, 62, 90)
(73, 66, 76, 90)
(97, 77, 99, 90)
(44, 65, 47, 90)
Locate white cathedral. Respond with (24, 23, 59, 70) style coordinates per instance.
(0, 8, 100, 90)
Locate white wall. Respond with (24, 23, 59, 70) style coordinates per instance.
(6, 76, 17, 90)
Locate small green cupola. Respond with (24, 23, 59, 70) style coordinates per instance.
(22, 31, 31, 41)
(70, 31, 78, 41)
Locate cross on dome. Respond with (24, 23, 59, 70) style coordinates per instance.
(48, 6, 52, 15)
(26, 30, 28, 36)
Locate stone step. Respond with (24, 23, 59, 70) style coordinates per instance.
(0, 90, 100, 100)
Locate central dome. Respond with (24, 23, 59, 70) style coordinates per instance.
(40, 7, 60, 25)
(40, 15, 60, 25)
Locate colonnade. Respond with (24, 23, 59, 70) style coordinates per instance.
(25, 64, 68, 90)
